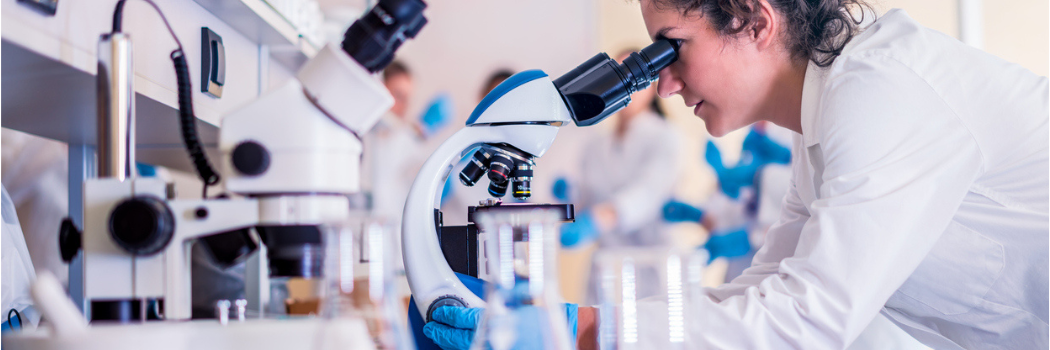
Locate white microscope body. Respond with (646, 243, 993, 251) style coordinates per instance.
(402, 71, 573, 315)
(402, 40, 680, 322)
(79, 44, 391, 322)
(64, 0, 427, 328)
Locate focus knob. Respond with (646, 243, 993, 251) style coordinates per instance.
(232, 141, 270, 176)
(58, 217, 81, 263)
(109, 196, 175, 256)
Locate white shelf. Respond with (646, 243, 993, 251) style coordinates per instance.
(193, 0, 318, 72)
(1, 40, 220, 173)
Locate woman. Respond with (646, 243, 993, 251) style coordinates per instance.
(423, 1, 1048, 349)
(633, 0, 1047, 348)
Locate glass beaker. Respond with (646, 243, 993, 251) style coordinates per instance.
(593, 248, 708, 350)
(314, 217, 415, 350)
(470, 208, 574, 350)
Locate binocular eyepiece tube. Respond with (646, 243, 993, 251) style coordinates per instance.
(554, 38, 680, 127)
(458, 145, 535, 200)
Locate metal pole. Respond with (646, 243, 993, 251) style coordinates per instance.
(96, 33, 136, 180)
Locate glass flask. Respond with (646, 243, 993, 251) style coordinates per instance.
(313, 217, 415, 350)
(593, 248, 708, 350)
(470, 208, 574, 350)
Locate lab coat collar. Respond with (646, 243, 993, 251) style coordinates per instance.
(800, 62, 828, 147)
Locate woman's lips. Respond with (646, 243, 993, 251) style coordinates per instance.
(693, 101, 704, 116)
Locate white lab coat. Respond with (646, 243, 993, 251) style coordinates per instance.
(642, 10, 1047, 349)
(578, 110, 681, 247)
(362, 113, 427, 225)
(0, 129, 69, 285)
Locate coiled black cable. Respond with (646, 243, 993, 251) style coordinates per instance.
(172, 50, 221, 187)
(111, 0, 221, 195)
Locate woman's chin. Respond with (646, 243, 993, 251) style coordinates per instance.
(704, 122, 732, 137)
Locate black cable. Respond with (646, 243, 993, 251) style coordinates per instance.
(112, 0, 126, 33)
(111, 0, 220, 194)
(7, 309, 22, 331)
(173, 50, 221, 188)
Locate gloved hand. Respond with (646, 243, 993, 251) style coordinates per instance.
(705, 140, 760, 199)
(704, 227, 752, 261)
(560, 212, 598, 247)
(704, 140, 724, 172)
(423, 304, 578, 350)
(743, 128, 791, 165)
(551, 177, 571, 202)
(662, 200, 705, 223)
(419, 93, 454, 137)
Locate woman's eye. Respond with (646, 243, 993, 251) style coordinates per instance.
(656, 34, 683, 48)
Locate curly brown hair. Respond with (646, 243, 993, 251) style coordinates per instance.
(650, 0, 873, 67)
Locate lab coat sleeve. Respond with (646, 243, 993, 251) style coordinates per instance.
(677, 55, 983, 349)
(609, 130, 682, 234)
(705, 159, 808, 301)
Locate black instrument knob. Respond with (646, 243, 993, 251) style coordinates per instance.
(109, 196, 175, 256)
(58, 217, 81, 263)
(232, 141, 270, 176)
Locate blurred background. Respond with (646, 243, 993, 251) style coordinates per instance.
(3, 0, 1047, 307)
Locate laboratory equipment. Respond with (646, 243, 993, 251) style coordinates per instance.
(65, 0, 426, 323)
(468, 209, 575, 350)
(593, 248, 707, 349)
(402, 39, 680, 322)
(6, 0, 426, 346)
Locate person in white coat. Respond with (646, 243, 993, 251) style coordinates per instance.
(421, 2, 1047, 348)
(362, 60, 428, 225)
(604, 0, 1048, 348)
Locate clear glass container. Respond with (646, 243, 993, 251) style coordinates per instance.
(470, 208, 574, 350)
(314, 217, 415, 350)
(593, 248, 708, 349)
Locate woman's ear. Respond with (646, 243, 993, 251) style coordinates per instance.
(750, 0, 778, 50)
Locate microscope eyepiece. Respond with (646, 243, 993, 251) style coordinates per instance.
(554, 39, 679, 127)
(342, 0, 428, 73)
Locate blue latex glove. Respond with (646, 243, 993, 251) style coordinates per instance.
(560, 212, 598, 247)
(662, 200, 705, 223)
(705, 140, 760, 199)
(551, 177, 571, 202)
(420, 93, 454, 136)
(704, 227, 752, 261)
(704, 140, 724, 172)
(424, 306, 483, 350)
(423, 304, 578, 350)
(743, 128, 791, 165)
(135, 162, 157, 177)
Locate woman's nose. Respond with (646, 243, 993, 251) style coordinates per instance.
(656, 67, 683, 98)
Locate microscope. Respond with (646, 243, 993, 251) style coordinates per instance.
(402, 39, 680, 321)
(59, 0, 427, 323)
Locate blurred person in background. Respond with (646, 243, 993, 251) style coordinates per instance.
(558, 50, 683, 251)
(1, 129, 69, 287)
(363, 60, 428, 225)
(663, 121, 792, 282)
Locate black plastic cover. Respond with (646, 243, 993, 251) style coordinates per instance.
(341, 0, 428, 72)
(108, 196, 175, 256)
(257, 225, 323, 278)
(555, 39, 679, 127)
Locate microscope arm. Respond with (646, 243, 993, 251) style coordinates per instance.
(164, 199, 259, 320)
(403, 124, 559, 320)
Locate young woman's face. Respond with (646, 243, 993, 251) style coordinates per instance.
(641, 1, 779, 136)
